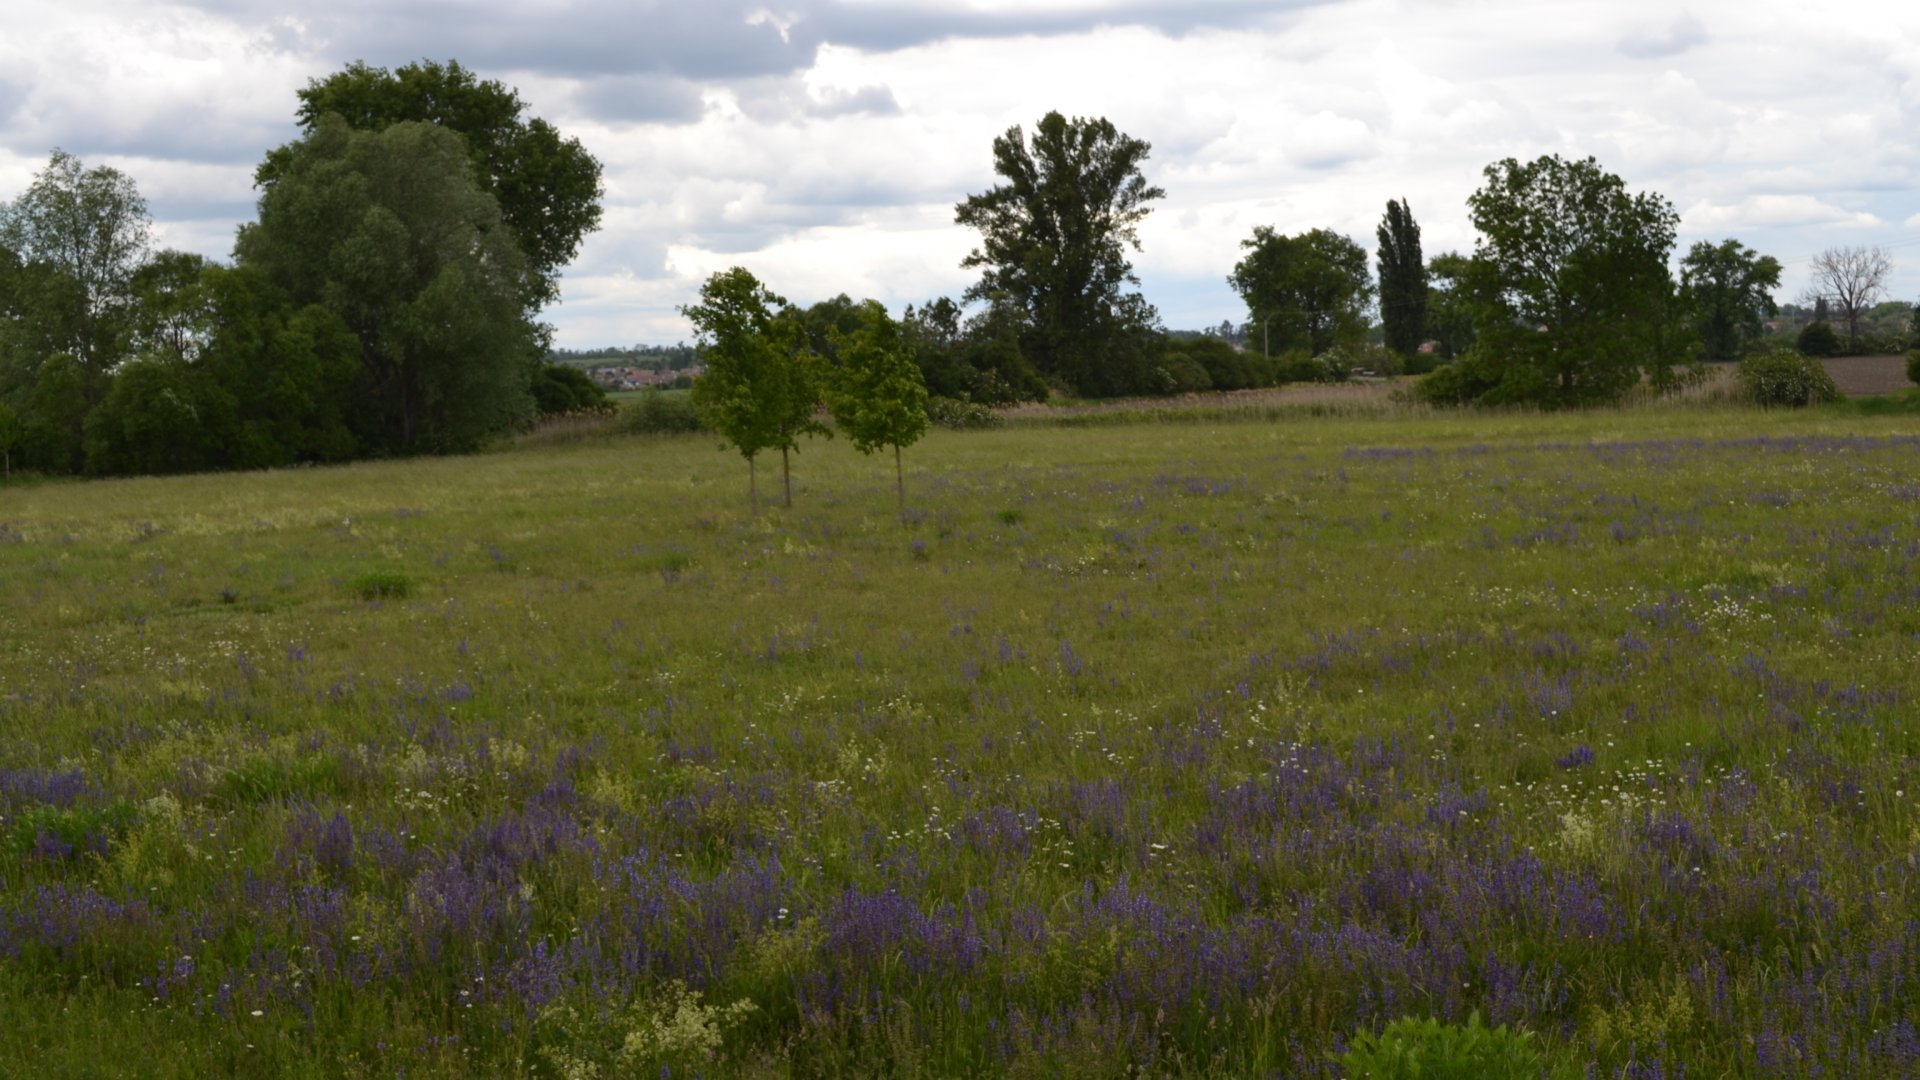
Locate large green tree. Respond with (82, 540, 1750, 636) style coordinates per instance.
(954, 112, 1165, 397)
(238, 116, 538, 453)
(1448, 154, 1692, 405)
(260, 59, 603, 310)
(1425, 252, 1477, 360)
(827, 300, 930, 510)
(1229, 227, 1373, 357)
(685, 268, 828, 510)
(0, 150, 151, 407)
(1679, 239, 1781, 361)
(1375, 199, 1428, 357)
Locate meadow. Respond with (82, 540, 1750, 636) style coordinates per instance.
(1, 399, 1917, 1077)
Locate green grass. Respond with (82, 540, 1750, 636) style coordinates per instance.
(0, 402, 1916, 1077)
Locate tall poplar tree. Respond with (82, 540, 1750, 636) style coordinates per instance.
(1376, 198, 1428, 357)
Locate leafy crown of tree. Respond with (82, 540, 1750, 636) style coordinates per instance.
(1229, 226, 1374, 357)
(258, 58, 603, 310)
(954, 111, 1165, 396)
(1678, 239, 1781, 362)
(1456, 153, 1691, 404)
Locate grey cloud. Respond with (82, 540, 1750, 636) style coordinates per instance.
(573, 77, 707, 125)
(0, 78, 27, 125)
(184, 0, 819, 80)
(180, 0, 1320, 84)
(1617, 14, 1709, 60)
(802, 0, 1319, 54)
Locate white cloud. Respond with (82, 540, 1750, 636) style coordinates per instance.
(4, 0, 1919, 345)
(1684, 195, 1883, 232)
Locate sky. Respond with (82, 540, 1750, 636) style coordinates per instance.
(2, 0, 1917, 348)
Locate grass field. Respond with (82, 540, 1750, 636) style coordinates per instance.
(2, 401, 1917, 1077)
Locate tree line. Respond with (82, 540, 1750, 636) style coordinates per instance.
(0, 60, 606, 480)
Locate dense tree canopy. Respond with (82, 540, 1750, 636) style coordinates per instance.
(1229, 227, 1373, 357)
(955, 112, 1165, 397)
(1679, 239, 1782, 361)
(0, 150, 152, 405)
(260, 59, 603, 310)
(1376, 199, 1428, 357)
(1435, 155, 1692, 406)
(238, 116, 539, 454)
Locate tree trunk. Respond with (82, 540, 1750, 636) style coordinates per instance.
(894, 443, 905, 512)
(781, 445, 792, 508)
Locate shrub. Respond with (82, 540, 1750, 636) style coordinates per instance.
(1738, 349, 1840, 407)
(1335, 1013, 1580, 1080)
(1414, 349, 1549, 407)
(1907, 350, 1920, 387)
(619, 389, 704, 435)
(531, 364, 611, 416)
(925, 396, 1002, 430)
(1796, 321, 1839, 358)
(1151, 351, 1213, 395)
(1276, 351, 1330, 384)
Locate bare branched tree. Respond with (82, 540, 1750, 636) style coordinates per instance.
(1807, 245, 1892, 342)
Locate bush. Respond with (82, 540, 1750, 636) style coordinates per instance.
(1275, 350, 1330, 384)
(1739, 349, 1840, 407)
(1796, 321, 1840, 358)
(618, 389, 704, 435)
(531, 364, 611, 416)
(1907, 350, 1920, 387)
(1150, 351, 1213, 395)
(1335, 1013, 1579, 1080)
(925, 396, 1002, 430)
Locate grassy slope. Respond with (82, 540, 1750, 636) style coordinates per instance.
(1, 404, 1917, 1077)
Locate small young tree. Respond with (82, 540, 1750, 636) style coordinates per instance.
(684, 268, 827, 510)
(826, 300, 930, 511)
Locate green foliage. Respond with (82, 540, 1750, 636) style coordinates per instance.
(1149, 346, 1213, 394)
(1232, 226, 1375, 356)
(349, 569, 414, 601)
(619, 389, 705, 434)
(1796, 321, 1840, 358)
(532, 364, 610, 416)
(263, 59, 602, 310)
(1461, 155, 1694, 406)
(955, 112, 1166, 397)
(1424, 251, 1478, 360)
(238, 116, 539, 454)
(1276, 351, 1331, 384)
(1908, 350, 1920, 387)
(1680, 239, 1782, 361)
(1337, 1013, 1580, 1079)
(0, 151, 151, 413)
(826, 301, 931, 506)
(1171, 335, 1270, 391)
(8, 801, 137, 858)
(1738, 349, 1840, 407)
(684, 268, 829, 508)
(1376, 199, 1428, 357)
(925, 395, 1002, 429)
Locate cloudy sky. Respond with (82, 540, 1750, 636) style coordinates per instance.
(3, 0, 1917, 347)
